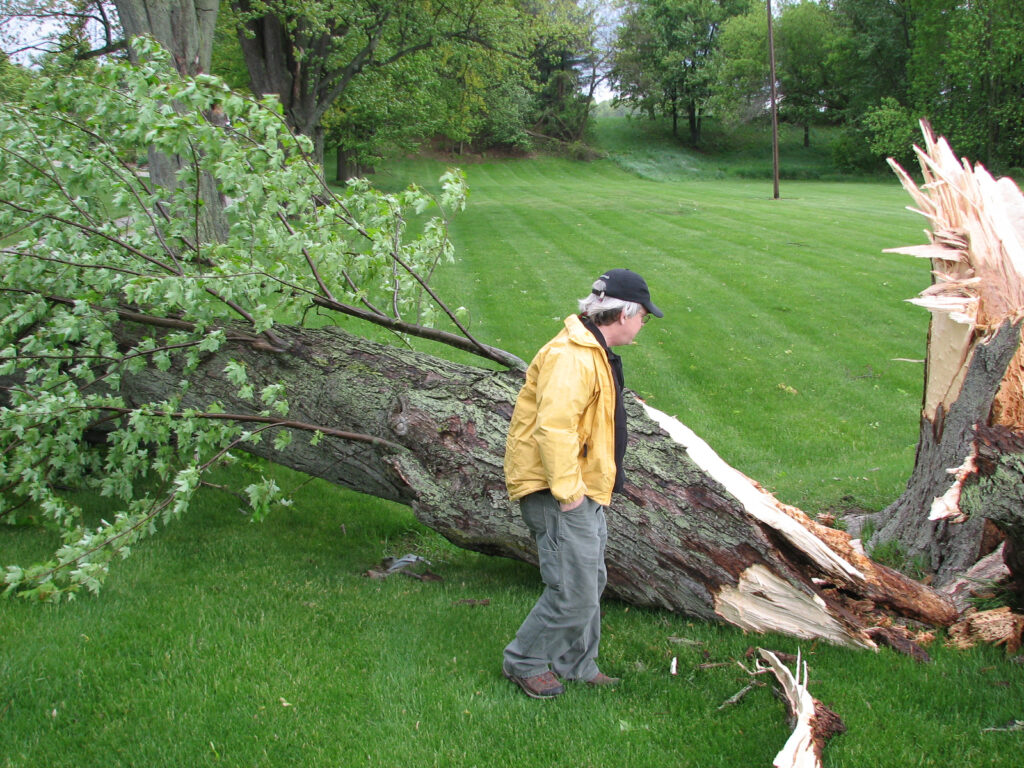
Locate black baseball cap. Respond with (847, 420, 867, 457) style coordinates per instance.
(592, 269, 664, 318)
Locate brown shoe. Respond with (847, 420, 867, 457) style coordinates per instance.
(585, 672, 621, 687)
(503, 668, 564, 699)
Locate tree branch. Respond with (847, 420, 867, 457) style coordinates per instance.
(311, 295, 525, 370)
(92, 404, 404, 451)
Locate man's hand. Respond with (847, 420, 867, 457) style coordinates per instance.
(559, 498, 584, 512)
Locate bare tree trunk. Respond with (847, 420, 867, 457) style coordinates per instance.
(232, 10, 326, 158)
(114, 0, 218, 77)
(114, 0, 229, 242)
(117, 321, 956, 649)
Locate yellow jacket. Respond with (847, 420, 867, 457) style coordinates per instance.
(504, 314, 618, 507)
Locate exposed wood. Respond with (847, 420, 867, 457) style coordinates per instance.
(863, 626, 932, 663)
(869, 123, 1024, 584)
(940, 543, 1012, 614)
(645, 408, 956, 633)
(947, 607, 1024, 654)
(872, 320, 1022, 582)
(758, 649, 845, 768)
(16, 0, 1015, 651)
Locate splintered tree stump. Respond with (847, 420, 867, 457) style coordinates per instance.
(868, 123, 1024, 585)
(873, 320, 1023, 582)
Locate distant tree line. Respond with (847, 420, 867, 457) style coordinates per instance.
(609, 0, 1024, 173)
(3, 0, 1022, 174)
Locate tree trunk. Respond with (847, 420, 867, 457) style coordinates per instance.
(232, 11, 334, 166)
(117, 321, 956, 649)
(865, 124, 1024, 585)
(687, 100, 700, 146)
(114, 0, 229, 243)
(872, 320, 1023, 583)
(114, 0, 218, 77)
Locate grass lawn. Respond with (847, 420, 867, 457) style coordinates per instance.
(3, 118, 1023, 766)
(378, 122, 928, 514)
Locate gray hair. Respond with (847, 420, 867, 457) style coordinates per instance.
(578, 281, 643, 326)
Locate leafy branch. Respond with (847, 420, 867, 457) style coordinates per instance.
(0, 38, 518, 600)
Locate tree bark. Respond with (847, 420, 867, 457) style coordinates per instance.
(232, 11, 323, 148)
(114, 0, 229, 243)
(114, 0, 218, 77)
(961, 424, 1024, 592)
(872, 320, 1023, 583)
(117, 321, 956, 648)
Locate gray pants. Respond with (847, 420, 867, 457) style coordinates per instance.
(502, 492, 608, 681)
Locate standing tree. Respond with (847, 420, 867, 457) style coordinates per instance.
(927, 0, 1024, 171)
(828, 0, 912, 116)
(772, 0, 837, 147)
(2, 0, 536, 167)
(525, 0, 601, 145)
(0, 51, 34, 98)
(115, 0, 217, 75)
(610, 0, 750, 145)
(709, 1, 838, 147)
(229, 0, 528, 165)
(828, 0, 1023, 174)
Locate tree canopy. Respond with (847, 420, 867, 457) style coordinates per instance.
(2, 0, 609, 168)
(5, 0, 1024, 171)
(609, 0, 752, 145)
(606, 0, 1024, 172)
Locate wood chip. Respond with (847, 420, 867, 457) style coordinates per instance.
(948, 607, 1024, 653)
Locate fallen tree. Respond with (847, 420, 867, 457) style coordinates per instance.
(4, 56, 1021, 649)
(113, 318, 956, 649)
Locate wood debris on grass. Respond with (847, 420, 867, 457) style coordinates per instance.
(363, 553, 443, 582)
(717, 681, 765, 711)
(758, 649, 846, 768)
(704, 648, 846, 768)
(863, 625, 933, 663)
(947, 606, 1024, 653)
(982, 720, 1024, 733)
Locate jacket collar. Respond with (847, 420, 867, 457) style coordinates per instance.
(563, 314, 603, 348)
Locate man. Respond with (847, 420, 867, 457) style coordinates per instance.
(501, 268, 663, 699)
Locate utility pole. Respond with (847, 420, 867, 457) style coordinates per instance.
(767, 0, 780, 199)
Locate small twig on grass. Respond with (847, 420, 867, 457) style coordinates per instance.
(982, 720, 1024, 732)
(717, 681, 765, 710)
(199, 480, 251, 510)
